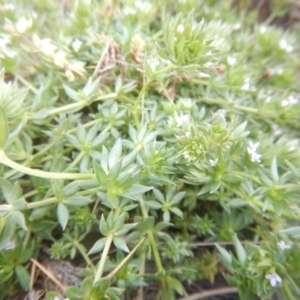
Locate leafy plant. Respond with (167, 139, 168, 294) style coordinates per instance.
(1, 1, 300, 299)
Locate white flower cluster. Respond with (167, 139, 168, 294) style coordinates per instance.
(279, 39, 293, 53)
(247, 141, 261, 163)
(209, 159, 218, 166)
(175, 112, 190, 127)
(16, 16, 32, 33)
(265, 272, 282, 287)
(278, 240, 291, 250)
(281, 95, 297, 107)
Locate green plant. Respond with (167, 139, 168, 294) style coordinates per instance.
(1, 1, 300, 299)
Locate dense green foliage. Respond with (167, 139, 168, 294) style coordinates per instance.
(1, 0, 300, 299)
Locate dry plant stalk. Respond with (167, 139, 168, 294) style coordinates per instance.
(93, 35, 126, 83)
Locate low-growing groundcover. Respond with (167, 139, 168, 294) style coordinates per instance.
(1, 0, 300, 299)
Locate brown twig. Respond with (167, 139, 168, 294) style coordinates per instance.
(179, 286, 238, 300)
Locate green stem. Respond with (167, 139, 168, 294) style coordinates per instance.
(0, 204, 12, 211)
(65, 150, 86, 171)
(0, 151, 95, 180)
(231, 187, 300, 221)
(27, 197, 58, 209)
(72, 240, 94, 267)
(23, 189, 38, 199)
(23, 230, 31, 248)
(27, 187, 99, 209)
(138, 195, 169, 299)
(133, 79, 151, 127)
(93, 233, 114, 283)
(197, 96, 259, 114)
(44, 93, 117, 116)
(147, 230, 164, 273)
(230, 170, 261, 184)
(15, 74, 38, 94)
(283, 281, 296, 300)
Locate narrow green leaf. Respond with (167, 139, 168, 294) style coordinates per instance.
(88, 237, 107, 255)
(113, 213, 125, 232)
(0, 105, 9, 149)
(113, 237, 129, 252)
(123, 184, 153, 197)
(170, 207, 183, 219)
(93, 160, 107, 185)
(233, 234, 247, 265)
(115, 223, 137, 236)
(11, 211, 27, 231)
(270, 157, 279, 183)
(281, 226, 300, 239)
(99, 214, 109, 236)
(15, 265, 30, 290)
(108, 139, 122, 169)
(215, 244, 234, 273)
(57, 203, 69, 230)
(63, 84, 81, 102)
(63, 196, 93, 206)
(166, 275, 186, 296)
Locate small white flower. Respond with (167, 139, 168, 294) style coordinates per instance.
(5, 49, 16, 58)
(271, 124, 282, 135)
(16, 17, 32, 33)
(174, 112, 189, 127)
(33, 35, 57, 56)
(0, 4, 15, 11)
(281, 95, 297, 107)
(185, 131, 191, 137)
(275, 68, 283, 75)
(278, 240, 291, 250)
(260, 26, 267, 34)
(265, 96, 271, 103)
(135, 0, 151, 10)
(233, 22, 241, 30)
(241, 77, 251, 91)
(247, 141, 261, 163)
(204, 61, 214, 68)
(209, 159, 218, 166)
(227, 56, 236, 66)
(0, 36, 10, 48)
(124, 7, 136, 15)
(72, 39, 82, 52)
(147, 57, 159, 73)
(53, 50, 68, 68)
(3, 240, 15, 250)
(266, 273, 282, 287)
(279, 39, 293, 53)
(184, 153, 190, 159)
(177, 24, 184, 34)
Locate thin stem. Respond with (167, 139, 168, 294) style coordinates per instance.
(40, 92, 117, 116)
(282, 281, 296, 300)
(93, 233, 114, 283)
(0, 151, 95, 180)
(231, 187, 300, 221)
(27, 197, 58, 209)
(138, 195, 169, 299)
(197, 96, 259, 114)
(65, 150, 86, 171)
(106, 236, 146, 278)
(147, 230, 164, 273)
(230, 170, 261, 184)
(133, 79, 151, 127)
(49, 101, 87, 115)
(23, 189, 38, 199)
(23, 230, 31, 248)
(70, 238, 94, 267)
(15, 74, 38, 94)
(137, 253, 145, 300)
